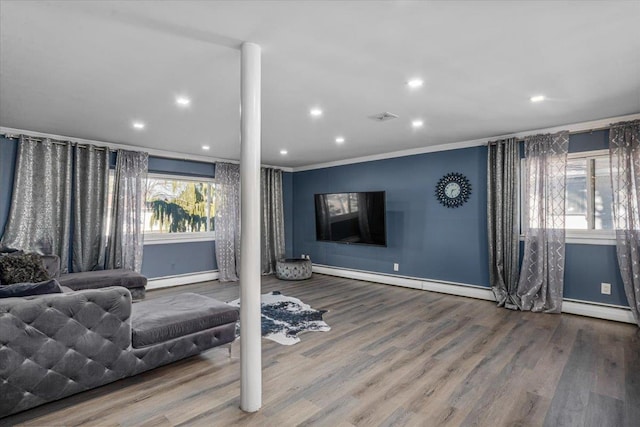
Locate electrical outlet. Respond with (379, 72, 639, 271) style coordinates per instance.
(301, 254, 305, 259)
(601, 282, 611, 295)
(393, 263, 399, 272)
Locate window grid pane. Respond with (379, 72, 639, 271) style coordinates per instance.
(565, 158, 588, 230)
(594, 157, 614, 230)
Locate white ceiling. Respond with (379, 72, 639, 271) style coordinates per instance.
(1, 1, 639, 167)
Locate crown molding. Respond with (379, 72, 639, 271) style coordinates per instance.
(292, 112, 640, 172)
(0, 126, 294, 172)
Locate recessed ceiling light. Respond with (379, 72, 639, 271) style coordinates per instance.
(132, 121, 145, 130)
(530, 95, 546, 103)
(176, 96, 191, 107)
(407, 78, 424, 88)
(309, 108, 323, 117)
(202, 145, 210, 150)
(335, 136, 345, 144)
(280, 149, 288, 155)
(411, 119, 424, 128)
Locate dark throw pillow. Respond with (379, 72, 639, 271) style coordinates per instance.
(0, 252, 51, 285)
(0, 279, 62, 298)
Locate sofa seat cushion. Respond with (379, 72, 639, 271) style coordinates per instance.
(58, 269, 146, 291)
(131, 293, 239, 348)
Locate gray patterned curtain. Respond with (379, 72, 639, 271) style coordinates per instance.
(1, 136, 72, 271)
(487, 138, 520, 309)
(261, 167, 285, 274)
(517, 131, 569, 313)
(73, 145, 110, 272)
(106, 149, 148, 273)
(215, 162, 240, 281)
(610, 120, 640, 326)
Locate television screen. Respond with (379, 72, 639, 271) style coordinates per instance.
(314, 191, 386, 246)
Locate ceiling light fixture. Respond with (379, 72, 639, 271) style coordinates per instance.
(309, 108, 323, 117)
(411, 119, 424, 128)
(176, 96, 191, 107)
(530, 95, 546, 103)
(132, 121, 145, 130)
(202, 145, 210, 150)
(335, 136, 345, 144)
(407, 78, 424, 88)
(280, 149, 288, 155)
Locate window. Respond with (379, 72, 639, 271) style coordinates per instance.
(566, 154, 614, 231)
(143, 174, 216, 243)
(521, 150, 615, 244)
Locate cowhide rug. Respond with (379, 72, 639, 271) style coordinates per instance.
(228, 291, 330, 345)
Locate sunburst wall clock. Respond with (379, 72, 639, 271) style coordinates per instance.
(435, 172, 471, 208)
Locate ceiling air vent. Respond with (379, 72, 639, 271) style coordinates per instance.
(369, 112, 399, 122)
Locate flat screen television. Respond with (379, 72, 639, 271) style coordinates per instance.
(314, 191, 386, 246)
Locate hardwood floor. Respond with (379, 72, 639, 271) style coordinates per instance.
(3, 274, 639, 427)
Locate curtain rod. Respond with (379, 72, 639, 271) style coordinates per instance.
(1, 133, 114, 151)
(487, 124, 613, 146)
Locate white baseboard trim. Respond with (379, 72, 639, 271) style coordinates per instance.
(312, 264, 636, 324)
(562, 300, 635, 324)
(312, 264, 493, 298)
(147, 270, 219, 290)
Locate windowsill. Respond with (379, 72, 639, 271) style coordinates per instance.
(143, 233, 215, 245)
(519, 231, 616, 246)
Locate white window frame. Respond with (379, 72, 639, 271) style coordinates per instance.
(520, 149, 615, 245)
(142, 173, 216, 245)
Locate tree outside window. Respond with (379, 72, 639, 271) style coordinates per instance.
(144, 175, 215, 235)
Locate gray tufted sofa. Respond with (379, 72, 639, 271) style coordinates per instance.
(0, 286, 238, 417)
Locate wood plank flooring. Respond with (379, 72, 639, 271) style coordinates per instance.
(2, 274, 639, 427)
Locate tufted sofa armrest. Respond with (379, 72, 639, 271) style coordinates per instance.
(0, 287, 134, 417)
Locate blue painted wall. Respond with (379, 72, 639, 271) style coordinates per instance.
(570, 129, 608, 153)
(141, 241, 216, 278)
(148, 157, 215, 178)
(564, 244, 626, 306)
(291, 130, 629, 307)
(292, 146, 489, 286)
(2, 129, 627, 303)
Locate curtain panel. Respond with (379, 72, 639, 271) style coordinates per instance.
(106, 149, 148, 273)
(1, 136, 73, 271)
(215, 162, 241, 281)
(261, 167, 285, 274)
(610, 119, 640, 326)
(73, 145, 110, 272)
(517, 131, 569, 313)
(487, 137, 520, 309)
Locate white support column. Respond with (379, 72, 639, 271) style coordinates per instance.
(239, 41, 262, 413)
